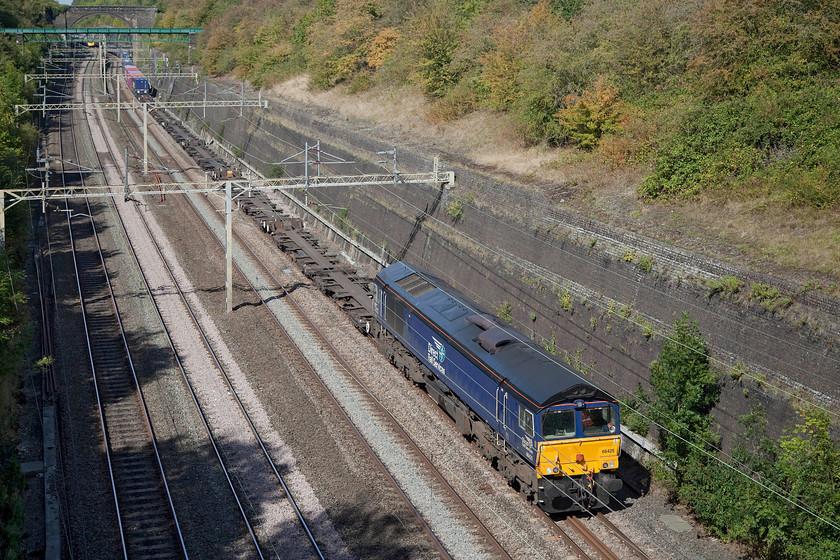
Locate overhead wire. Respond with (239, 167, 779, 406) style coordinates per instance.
(161, 75, 840, 534)
(365, 183, 840, 493)
(303, 143, 840, 534)
(188, 97, 640, 517)
(405, 255, 840, 534)
(182, 79, 840, 419)
(370, 181, 840, 408)
(197, 91, 840, 436)
(365, 183, 840, 533)
(169, 81, 629, 555)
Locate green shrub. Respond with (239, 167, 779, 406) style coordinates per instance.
(417, 25, 459, 98)
(548, 0, 586, 20)
(648, 312, 719, 463)
(496, 300, 512, 322)
(679, 405, 840, 559)
(619, 386, 650, 436)
(542, 331, 558, 354)
(305, 0, 380, 89)
(558, 289, 573, 312)
(645, 311, 840, 558)
(444, 199, 464, 220)
(0, 451, 25, 560)
(637, 254, 653, 273)
(750, 283, 792, 312)
(556, 77, 626, 149)
(473, 3, 571, 143)
(690, 0, 840, 99)
(706, 275, 744, 298)
(640, 82, 840, 207)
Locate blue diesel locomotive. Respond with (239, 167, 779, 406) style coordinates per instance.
(373, 261, 622, 513)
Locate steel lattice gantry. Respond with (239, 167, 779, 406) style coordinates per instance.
(16, 98, 270, 172)
(25, 73, 199, 83)
(1, 28, 202, 43)
(0, 167, 455, 311)
(15, 99, 269, 115)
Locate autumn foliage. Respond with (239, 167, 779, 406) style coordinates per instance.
(156, 0, 840, 207)
(555, 77, 626, 149)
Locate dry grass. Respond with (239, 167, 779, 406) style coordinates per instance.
(272, 76, 564, 177)
(270, 76, 840, 289)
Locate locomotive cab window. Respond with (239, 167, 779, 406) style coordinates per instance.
(542, 409, 576, 439)
(580, 405, 617, 436)
(518, 406, 534, 437)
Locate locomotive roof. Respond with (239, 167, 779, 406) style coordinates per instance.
(378, 261, 614, 412)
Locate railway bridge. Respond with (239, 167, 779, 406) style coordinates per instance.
(53, 6, 158, 29)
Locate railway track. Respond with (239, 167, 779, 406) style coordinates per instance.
(201, 200, 502, 560)
(114, 81, 508, 558)
(142, 117, 613, 560)
(119, 104, 460, 559)
(209, 143, 659, 560)
(52, 46, 656, 560)
(110, 158, 327, 560)
(148, 102, 655, 560)
(64, 198, 186, 560)
(82, 54, 331, 559)
(258, 218, 658, 560)
(56, 56, 187, 560)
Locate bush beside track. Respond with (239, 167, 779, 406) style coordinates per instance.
(0, 3, 53, 557)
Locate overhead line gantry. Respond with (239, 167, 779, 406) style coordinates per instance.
(3, 25, 456, 311)
(1, 28, 202, 43)
(3, 164, 455, 312)
(26, 73, 198, 82)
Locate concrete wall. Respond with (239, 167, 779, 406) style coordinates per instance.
(156, 74, 840, 447)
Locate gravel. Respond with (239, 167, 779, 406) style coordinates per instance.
(18, 59, 750, 560)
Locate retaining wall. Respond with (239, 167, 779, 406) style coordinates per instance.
(156, 74, 840, 447)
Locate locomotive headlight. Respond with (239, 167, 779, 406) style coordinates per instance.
(552, 467, 559, 474)
(609, 462, 615, 468)
(603, 462, 609, 469)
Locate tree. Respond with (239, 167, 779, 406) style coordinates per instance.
(555, 77, 626, 149)
(649, 312, 720, 464)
